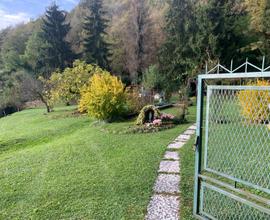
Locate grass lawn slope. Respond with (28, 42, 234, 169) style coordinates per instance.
(0, 105, 196, 219)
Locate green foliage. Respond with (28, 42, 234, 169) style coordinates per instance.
(0, 71, 28, 112)
(194, 0, 248, 67)
(136, 105, 161, 125)
(41, 3, 73, 73)
(50, 60, 99, 104)
(159, 0, 196, 94)
(82, 0, 110, 69)
(0, 25, 31, 72)
(37, 76, 59, 113)
(23, 31, 52, 77)
(79, 71, 126, 121)
(245, 0, 270, 58)
(142, 65, 163, 91)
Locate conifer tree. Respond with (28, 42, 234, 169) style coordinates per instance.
(159, 0, 196, 93)
(194, 0, 247, 68)
(42, 3, 73, 74)
(82, 0, 110, 69)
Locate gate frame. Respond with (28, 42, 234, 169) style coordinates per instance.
(193, 59, 270, 219)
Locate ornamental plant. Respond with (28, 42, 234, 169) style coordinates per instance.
(79, 71, 126, 121)
(51, 60, 100, 104)
(238, 80, 270, 123)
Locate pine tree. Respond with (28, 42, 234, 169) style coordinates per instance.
(159, 0, 196, 93)
(194, 0, 248, 68)
(82, 0, 110, 69)
(42, 3, 73, 74)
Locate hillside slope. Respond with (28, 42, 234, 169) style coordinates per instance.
(0, 106, 194, 219)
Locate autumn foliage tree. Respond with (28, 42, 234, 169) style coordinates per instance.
(50, 60, 100, 104)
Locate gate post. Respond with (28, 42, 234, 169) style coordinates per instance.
(193, 75, 204, 216)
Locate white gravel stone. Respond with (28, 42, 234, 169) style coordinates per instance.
(188, 124, 197, 130)
(164, 151, 179, 160)
(177, 134, 191, 141)
(184, 129, 196, 135)
(154, 174, 180, 194)
(167, 142, 185, 149)
(145, 194, 179, 220)
(159, 161, 179, 173)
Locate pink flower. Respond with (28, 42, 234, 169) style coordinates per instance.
(152, 119, 162, 126)
(161, 113, 175, 120)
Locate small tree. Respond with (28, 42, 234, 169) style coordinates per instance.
(79, 72, 126, 121)
(142, 65, 163, 91)
(51, 60, 99, 104)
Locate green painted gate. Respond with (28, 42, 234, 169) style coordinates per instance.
(193, 60, 270, 219)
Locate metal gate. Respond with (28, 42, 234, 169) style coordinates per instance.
(194, 59, 270, 219)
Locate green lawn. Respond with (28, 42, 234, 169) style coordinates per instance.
(0, 105, 196, 219)
(179, 138, 196, 220)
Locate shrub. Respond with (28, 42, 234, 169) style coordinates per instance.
(79, 71, 126, 121)
(238, 80, 270, 123)
(142, 65, 163, 91)
(125, 86, 152, 115)
(51, 60, 99, 104)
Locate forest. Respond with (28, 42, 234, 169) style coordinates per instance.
(0, 0, 269, 115)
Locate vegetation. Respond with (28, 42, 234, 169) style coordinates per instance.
(50, 60, 98, 104)
(179, 137, 196, 220)
(0, 104, 196, 219)
(41, 3, 73, 76)
(79, 72, 126, 120)
(1, 0, 270, 113)
(238, 80, 270, 122)
(82, 0, 110, 69)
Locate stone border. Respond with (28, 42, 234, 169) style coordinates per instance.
(145, 124, 196, 220)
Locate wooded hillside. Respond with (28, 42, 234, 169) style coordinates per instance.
(0, 0, 269, 115)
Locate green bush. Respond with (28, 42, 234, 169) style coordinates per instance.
(142, 65, 163, 91)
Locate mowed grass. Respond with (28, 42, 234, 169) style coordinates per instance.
(179, 138, 196, 220)
(0, 105, 196, 219)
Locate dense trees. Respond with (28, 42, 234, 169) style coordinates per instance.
(1, 0, 270, 114)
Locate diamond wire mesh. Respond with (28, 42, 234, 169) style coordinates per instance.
(201, 184, 270, 219)
(205, 86, 270, 191)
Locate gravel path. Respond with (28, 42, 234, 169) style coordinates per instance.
(145, 124, 196, 220)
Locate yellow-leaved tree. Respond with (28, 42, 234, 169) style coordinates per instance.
(238, 80, 270, 123)
(79, 72, 126, 121)
(51, 60, 102, 105)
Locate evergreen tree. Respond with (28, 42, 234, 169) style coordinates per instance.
(42, 3, 73, 74)
(194, 0, 248, 68)
(23, 31, 53, 78)
(82, 0, 110, 69)
(159, 0, 196, 94)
